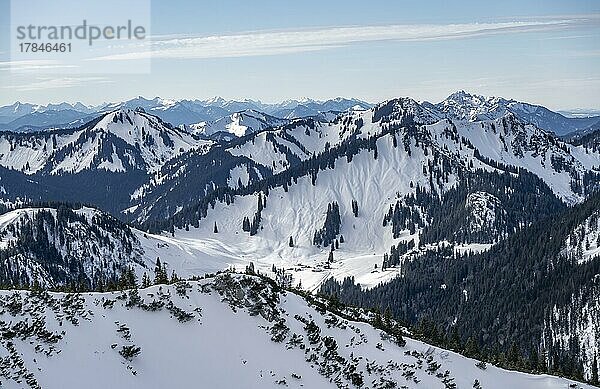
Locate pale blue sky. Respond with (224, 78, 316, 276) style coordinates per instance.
(0, 0, 599, 109)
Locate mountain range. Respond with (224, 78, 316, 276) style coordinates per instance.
(0, 97, 373, 132)
(1, 92, 599, 137)
(0, 91, 599, 387)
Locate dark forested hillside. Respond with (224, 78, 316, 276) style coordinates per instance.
(0, 204, 144, 290)
(320, 193, 600, 381)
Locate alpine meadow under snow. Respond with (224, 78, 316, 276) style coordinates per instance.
(0, 273, 594, 389)
(0, 91, 599, 388)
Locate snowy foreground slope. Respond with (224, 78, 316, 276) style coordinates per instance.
(0, 273, 590, 389)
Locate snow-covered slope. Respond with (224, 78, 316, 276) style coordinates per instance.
(562, 209, 600, 264)
(188, 110, 288, 138)
(0, 109, 210, 174)
(0, 272, 590, 389)
(0, 204, 259, 289)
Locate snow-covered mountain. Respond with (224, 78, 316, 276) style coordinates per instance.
(0, 102, 96, 132)
(431, 91, 600, 136)
(2, 99, 599, 283)
(0, 109, 212, 214)
(269, 97, 373, 119)
(201, 96, 265, 113)
(0, 102, 89, 122)
(0, 272, 592, 389)
(134, 97, 600, 223)
(2, 93, 597, 137)
(0, 97, 374, 132)
(0, 96, 595, 296)
(118, 98, 599, 298)
(0, 108, 209, 175)
(1, 94, 600, 385)
(94, 96, 373, 128)
(0, 110, 97, 133)
(187, 110, 289, 139)
(99, 97, 230, 127)
(0, 102, 42, 123)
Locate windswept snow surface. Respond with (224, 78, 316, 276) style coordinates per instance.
(0, 274, 591, 389)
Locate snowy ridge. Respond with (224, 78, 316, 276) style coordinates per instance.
(0, 109, 211, 174)
(432, 91, 600, 136)
(0, 273, 591, 389)
(188, 110, 288, 138)
(1, 97, 598, 291)
(0, 97, 374, 132)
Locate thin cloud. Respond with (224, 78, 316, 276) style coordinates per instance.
(0, 60, 78, 72)
(88, 15, 599, 61)
(2, 76, 114, 91)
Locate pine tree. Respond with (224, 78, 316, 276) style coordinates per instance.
(507, 342, 521, 368)
(464, 336, 480, 358)
(118, 267, 137, 290)
(351, 200, 359, 217)
(154, 258, 168, 285)
(371, 309, 383, 329)
(141, 272, 151, 288)
(154, 258, 161, 282)
(128, 267, 137, 288)
(170, 270, 179, 284)
(449, 326, 461, 351)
